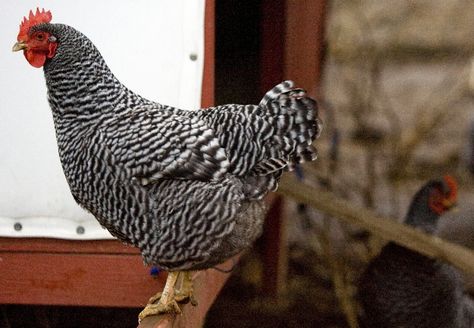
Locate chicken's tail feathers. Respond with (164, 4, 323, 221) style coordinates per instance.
(259, 80, 322, 171)
(259, 80, 295, 107)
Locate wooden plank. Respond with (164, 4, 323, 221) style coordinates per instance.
(0, 252, 165, 307)
(0, 237, 138, 254)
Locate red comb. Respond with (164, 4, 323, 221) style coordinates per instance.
(443, 175, 457, 203)
(17, 8, 52, 41)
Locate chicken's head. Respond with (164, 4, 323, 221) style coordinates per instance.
(12, 8, 57, 68)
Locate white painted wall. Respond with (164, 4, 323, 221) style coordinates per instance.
(0, 0, 205, 239)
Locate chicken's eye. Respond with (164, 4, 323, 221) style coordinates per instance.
(36, 33, 45, 41)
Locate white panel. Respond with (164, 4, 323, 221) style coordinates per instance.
(0, 0, 205, 239)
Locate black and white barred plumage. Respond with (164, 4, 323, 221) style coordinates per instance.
(31, 23, 321, 270)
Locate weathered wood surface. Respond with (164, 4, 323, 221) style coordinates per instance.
(277, 174, 474, 275)
(0, 250, 165, 307)
(0, 238, 138, 254)
(200, 0, 215, 108)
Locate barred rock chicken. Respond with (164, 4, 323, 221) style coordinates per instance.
(13, 9, 322, 319)
(358, 176, 474, 328)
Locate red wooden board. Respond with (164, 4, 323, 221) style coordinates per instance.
(0, 238, 138, 254)
(0, 251, 166, 307)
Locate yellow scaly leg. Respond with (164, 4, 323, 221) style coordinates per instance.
(138, 271, 182, 322)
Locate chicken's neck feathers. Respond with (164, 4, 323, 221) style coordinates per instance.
(404, 187, 440, 234)
(43, 23, 153, 123)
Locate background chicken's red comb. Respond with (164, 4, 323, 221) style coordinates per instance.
(17, 8, 52, 41)
(443, 175, 457, 202)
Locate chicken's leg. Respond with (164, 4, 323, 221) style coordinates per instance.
(145, 271, 197, 305)
(138, 271, 181, 322)
(175, 271, 198, 306)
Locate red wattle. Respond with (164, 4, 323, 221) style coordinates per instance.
(24, 50, 47, 68)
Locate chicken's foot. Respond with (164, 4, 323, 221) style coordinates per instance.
(138, 271, 181, 322)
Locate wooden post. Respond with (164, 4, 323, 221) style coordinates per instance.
(259, 0, 327, 297)
(284, 0, 327, 97)
(201, 0, 215, 108)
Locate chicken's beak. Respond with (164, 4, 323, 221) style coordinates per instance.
(442, 199, 457, 211)
(12, 41, 27, 52)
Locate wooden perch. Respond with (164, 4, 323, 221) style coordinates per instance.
(277, 175, 474, 275)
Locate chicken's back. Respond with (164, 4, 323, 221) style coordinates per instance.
(195, 81, 321, 199)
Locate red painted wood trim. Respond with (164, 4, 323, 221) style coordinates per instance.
(0, 252, 165, 307)
(0, 237, 138, 254)
(284, 0, 327, 97)
(201, 0, 215, 108)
